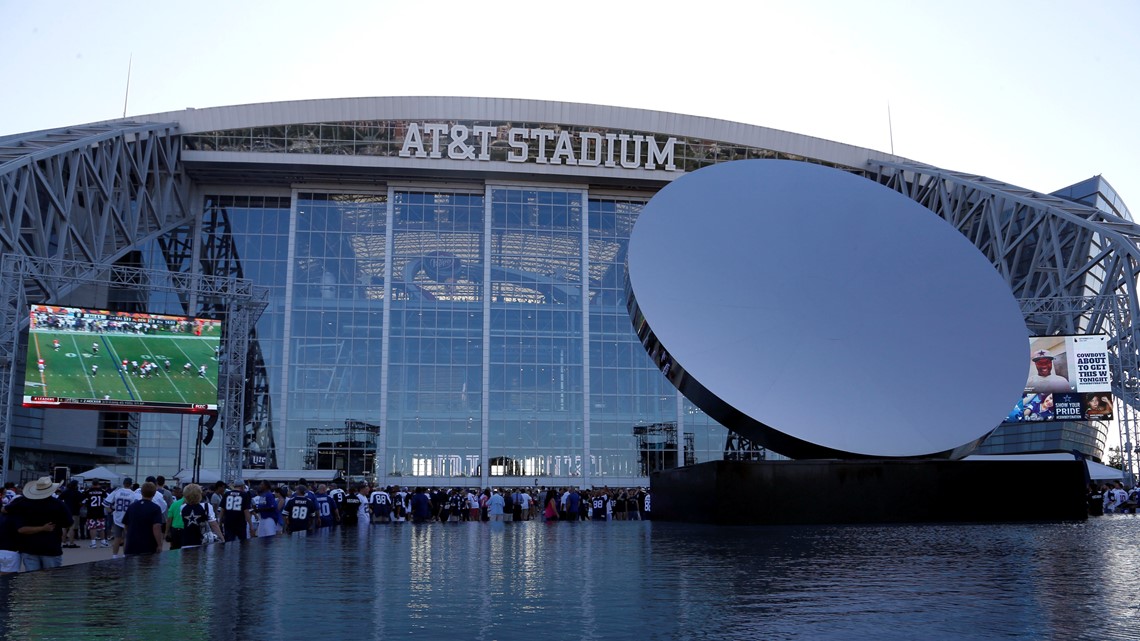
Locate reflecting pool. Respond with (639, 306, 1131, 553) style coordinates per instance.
(2, 518, 1139, 640)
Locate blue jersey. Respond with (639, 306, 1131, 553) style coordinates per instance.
(314, 494, 336, 525)
(253, 490, 279, 524)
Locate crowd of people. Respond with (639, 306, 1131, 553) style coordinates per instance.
(0, 475, 653, 574)
(1088, 481, 1139, 515)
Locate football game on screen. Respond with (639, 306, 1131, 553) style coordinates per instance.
(22, 304, 222, 413)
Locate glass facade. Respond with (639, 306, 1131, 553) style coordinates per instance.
(125, 183, 732, 485)
(388, 191, 483, 478)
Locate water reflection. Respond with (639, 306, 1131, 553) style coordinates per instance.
(1, 519, 1139, 640)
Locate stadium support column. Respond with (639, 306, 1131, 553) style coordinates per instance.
(580, 189, 591, 488)
(0, 254, 27, 485)
(218, 280, 255, 484)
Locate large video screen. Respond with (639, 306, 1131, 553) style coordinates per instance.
(1005, 335, 1113, 423)
(22, 304, 221, 414)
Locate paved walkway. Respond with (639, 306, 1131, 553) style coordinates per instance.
(58, 541, 119, 566)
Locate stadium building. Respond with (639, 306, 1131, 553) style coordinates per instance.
(1, 97, 1137, 487)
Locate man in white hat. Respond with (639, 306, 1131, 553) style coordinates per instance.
(1, 476, 73, 571)
(1027, 349, 1071, 394)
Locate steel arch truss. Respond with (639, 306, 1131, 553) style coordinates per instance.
(0, 255, 266, 484)
(871, 161, 1140, 480)
(0, 123, 192, 290)
(0, 122, 273, 484)
(158, 202, 277, 471)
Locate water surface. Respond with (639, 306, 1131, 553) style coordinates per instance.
(2, 518, 1138, 640)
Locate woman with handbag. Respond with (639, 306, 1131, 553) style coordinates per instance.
(179, 484, 223, 548)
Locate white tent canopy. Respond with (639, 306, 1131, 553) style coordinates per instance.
(1086, 460, 1126, 481)
(963, 453, 1124, 480)
(73, 466, 122, 483)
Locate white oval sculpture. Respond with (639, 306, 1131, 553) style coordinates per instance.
(626, 160, 1029, 458)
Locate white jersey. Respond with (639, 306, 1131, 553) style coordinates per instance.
(131, 489, 167, 516)
(105, 487, 136, 526)
(2, 489, 15, 507)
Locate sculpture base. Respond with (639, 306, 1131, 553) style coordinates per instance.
(650, 459, 1088, 525)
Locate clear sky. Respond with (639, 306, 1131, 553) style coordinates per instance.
(2, 0, 1138, 208)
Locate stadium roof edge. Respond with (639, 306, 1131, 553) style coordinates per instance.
(90, 96, 910, 174)
(0, 121, 179, 176)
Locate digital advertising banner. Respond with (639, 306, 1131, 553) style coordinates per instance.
(1005, 335, 1113, 423)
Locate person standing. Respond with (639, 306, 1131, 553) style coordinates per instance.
(313, 485, 339, 529)
(447, 489, 464, 522)
(544, 490, 559, 522)
(59, 480, 83, 548)
(502, 489, 514, 523)
(479, 489, 491, 522)
(393, 487, 409, 523)
(82, 479, 108, 542)
(410, 487, 432, 524)
(179, 484, 222, 548)
(122, 482, 164, 556)
(613, 490, 628, 521)
(487, 489, 505, 522)
(155, 476, 175, 507)
(166, 486, 186, 550)
(4, 477, 73, 571)
(209, 481, 226, 515)
(132, 476, 168, 517)
(273, 487, 290, 530)
(369, 486, 392, 523)
(339, 486, 362, 527)
(1107, 482, 1130, 514)
(253, 481, 280, 537)
(590, 491, 608, 522)
(1087, 483, 1105, 516)
(466, 489, 479, 522)
(104, 477, 135, 559)
(328, 480, 346, 504)
(0, 510, 19, 574)
(353, 485, 370, 524)
(220, 480, 254, 541)
(566, 489, 581, 522)
(282, 485, 317, 534)
(2, 482, 18, 508)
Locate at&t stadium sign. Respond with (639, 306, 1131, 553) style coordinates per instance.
(399, 122, 678, 171)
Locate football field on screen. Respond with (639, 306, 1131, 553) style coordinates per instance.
(24, 330, 219, 406)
